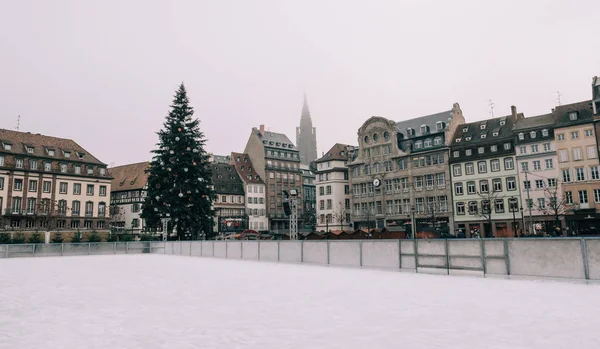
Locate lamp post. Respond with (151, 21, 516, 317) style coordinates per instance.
(519, 207, 524, 237)
(510, 197, 517, 237)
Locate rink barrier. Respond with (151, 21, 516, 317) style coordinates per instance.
(1, 238, 599, 281)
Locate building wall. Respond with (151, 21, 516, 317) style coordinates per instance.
(246, 183, 268, 231)
(316, 159, 350, 231)
(213, 193, 247, 233)
(110, 190, 145, 234)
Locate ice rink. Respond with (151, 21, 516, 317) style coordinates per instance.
(1, 255, 598, 349)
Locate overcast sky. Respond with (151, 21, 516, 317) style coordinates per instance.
(1, 0, 598, 166)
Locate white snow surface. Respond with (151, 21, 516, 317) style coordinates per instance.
(1, 255, 599, 349)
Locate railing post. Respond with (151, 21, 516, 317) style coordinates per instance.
(257, 240, 261, 260)
(61, 243, 64, 256)
(504, 239, 510, 275)
(398, 239, 402, 269)
(88, 243, 91, 255)
(212, 241, 215, 256)
(480, 238, 487, 275)
(225, 241, 228, 258)
(5, 244, 9, 258)
(114, 242, 117, 254)
(327, 240, 330, 265)
(32, 244, 36, 258)
(581, 238, 590, 280)
(126, 242, 129, 254)
(277, 240, 280, 262)
(414, 239, 419, 272)
(300, 240, 304, 263)
(180, 241, 183, 255)
(445, 239, 450, 275)
(359, 241, 363, 267)
(241, 240, 244, 259)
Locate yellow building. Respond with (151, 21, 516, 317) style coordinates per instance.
(0, 129, 111, 240)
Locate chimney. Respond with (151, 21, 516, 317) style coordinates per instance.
(259, 124, 265, 135)
(511, 106, 517, 121)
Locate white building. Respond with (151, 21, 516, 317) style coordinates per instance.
(231, 152, 268, 232)
(315, 144, 355, 232)
(109, 162, 149, 236)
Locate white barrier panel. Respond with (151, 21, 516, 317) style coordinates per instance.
(63, 243, 90, 256)
(508, 239, 585, 279)
(227, 241, 242, 259)
(586, 240, 600, 280)
(361, 241, 399, 269)
(202, 241, 214, 257)
(259, 241, 279, 261)
(172, 242, 182, 255)
(279, 241, 302, 263)
(400, 240, 416, 269)
(416, 240, 446, 269)
(242, 241, 259, 260)
(328, 241, 360, 267)
(191, 242, 202, 256)
(164, 242, 174, 255)
(483, 240, 506, 275)
(33, 244, 63, 257)
(302, 241, 328, 264)
(89, 243, 117, 255)
(448, 240, 483, 270)
(214, 242, 226, 258)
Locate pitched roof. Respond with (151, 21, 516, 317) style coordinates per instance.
(230, 152, 264, 184)
(315, 143, 355, 163)
(395, 110, 452, 137)
(452, 113, 521, 146)
(552, 100, 594, 127)
(109, 162, 150, 192)
(0, 129, 106, 165)
(212, 163, 244, 195)
(258, 130, 297, 150)
(513, 113, 554, 130)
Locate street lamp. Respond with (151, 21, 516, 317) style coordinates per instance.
(519, 206, 524, 236)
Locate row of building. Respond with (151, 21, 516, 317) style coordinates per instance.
(1, 77, 599, 238)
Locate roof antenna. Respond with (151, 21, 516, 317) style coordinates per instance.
(556, 91, 562, 106)
(488, 100, 495, 117)
(15, 115, 20, 131)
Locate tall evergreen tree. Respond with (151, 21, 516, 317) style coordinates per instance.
(141, 84, 215, 240)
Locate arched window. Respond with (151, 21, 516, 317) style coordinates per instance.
(434, 137, 442, 146)
(364, 164, 371, 175)
(424, 138, 432, 147)
(373, 162, 380, 173)
(414, 140, 423, 149)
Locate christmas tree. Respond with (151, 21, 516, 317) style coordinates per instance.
(141, 84, 215, 240)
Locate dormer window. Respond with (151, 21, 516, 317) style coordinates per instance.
(2, 143, 11, 150)
(99, 168, 106, 176)
(542, 129, 549, 137)
(414, 141, 423, 149)
(76, 152, 84, 159)
(499, 118, 506, 126)
(262, 140, 267, 144)
(492, 132, 499, 137)
(63, 151, 71, 158)
(406, 128, 414, 136)
(462, 127, 469, 132)
(275, 142, 281, 146)
(480, 124, 486, 130)
(420, 125, 430, 135)
(465, 136, 472, 141)
(87, 167, 93, 175)
(569, 111, 578, 120)
(530, 131, 536, 139)
(436, 121, 445, 130)
(26, 146, 34, 154)
(236, 157, 240, 162)
(518, 133, 524, 140)
(481, 134, 487, 139)
(455, 138, 462, 143)
(269, 141, 274, 145)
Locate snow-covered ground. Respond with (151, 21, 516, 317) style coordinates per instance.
(0, 255, 598, 349)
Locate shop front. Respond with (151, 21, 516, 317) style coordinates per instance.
(565, 209, 600, 236)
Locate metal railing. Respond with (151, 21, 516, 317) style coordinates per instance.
(0, 242, 166, 258)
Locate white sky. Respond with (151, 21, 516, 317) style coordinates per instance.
(1, 0, 598, 166)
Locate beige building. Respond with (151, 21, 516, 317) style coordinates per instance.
(554, 101, 600, 235)
(0, 129, 111, 239)
(231, 152, 269, 232)
(109, 162, 149, 236)
(349, 104, 464, 237)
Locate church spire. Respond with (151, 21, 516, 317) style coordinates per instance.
(296, 93, 318, 166)
(301, 92, 311, 123)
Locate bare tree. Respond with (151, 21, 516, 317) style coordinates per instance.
(537, 185, 570, 236)
(474, 189, 501, 237)
(360, 208, 375, 231)
(332, 201, 349, 232)
(36, 199, 69, 233)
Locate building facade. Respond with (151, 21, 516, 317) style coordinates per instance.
(513, 114, 561, 235)
(211, 162, 247, 235)
(349, 104, 464, 237)
(230, 152, 268, 232)
(0, 130, 111, 239)
(315, 144, 354, 232)
(109, 162, 149, 236)
(244, 125, 303, 232)
(296, 95, 318, 166)
(449, 107, 523, 237)
(554, 101, 600, 235)
(300, 164, 316, 232)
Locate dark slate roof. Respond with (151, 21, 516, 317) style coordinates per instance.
(0, 129, 106, 165)
(513, 113, 554, 130)
(212, 155, 231, 164)
(211, 163, 244, 195)
(230, 152, 264, 184)
(315, 143, 355, 163)
(452, 113, 520, 146)
(259, 130, 297, 150)
(553, 100, 594, 127)
(395, 110, 452, 138)
(109, 162, 149, 192)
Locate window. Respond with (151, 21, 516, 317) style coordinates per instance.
(456, 202, 465, 215)
(491, 160, 500, 172)
(86, 184, 94, 195)
(504, 158, 514, 170)
(74, 165, 81, 174)
(478, 147, 484, 154)
(509, 199, 519, 212)
(557, 133, 565, 141)
(60, 163, 67, 173)
(424, 139, 432, 147)
(545, 159, 553, 169)
(519, 146, 526, 155)
(11, 197, 22, 213)
(562, 169, 571, 183)
(507, 177, 516, 191)
(480, 180, 489, 193)
(467, 181, 476, 194)
(453, 151, 459, 158)
(132, 203, 140, 213)
(465, 149, 472, 156)
(72, 201, 80, 215)
(398, 158, 407, 170)
(521, 162, 529, 172)
(99, 168, 106, 176)
(585, 129, 594, 137)
(523, 181, 531, 190)
(571, 131, 579, 139)
(531, 145, 538, 153)
(518, 133, 524, 140)
(591, 166, 600, 180)
(478, 161, 487, 173)
(504, 143, 511, 150)
(132, 219, 139, 228)
(73, 183, 81, 195)
(576, 168, 585, 181)
(87, 167, 93, 175)
(85, 201, 94, 216)
(542, 129, 548, 137)
(14, 179, 23, 191)
(58, 182, 67, 194)
(548, 178, 557, 187)
(28, 180, 37, 192)
(468, 201, 478, 215)
(537, 198, 546, 209)
(70, 220, 80, 229)
(43, 181, 51, 193)
(0, 156, 4, 167)
(433, 137, 442, 145)
(543, 143, 551, 152)
(533, 160, 541, 170)
(495, 199, 505, 213)
(0, 177, 3, 190)
(436, 173, 446, 187)
(455, 183, 463, 195)
(579, 190, 588, 204)
(465, 163, 474, 175)
(559, 149, 568, 162)
(573, 148, 583, 161)
(491, 145, 497, 152)
(569, 112, 578, 121)
(587, 146, 597, 159)
(414, 141, 423, 149)
(565, 191, 573, 204)
(3, 143, 12, 150)
(493, 179, 502, 192)
(16, 159, 24, 168)
(26, 198, 36, 214)
(530, 131, 536, 139)
(453, 165, 462, 176)
(29, 160, 37, 170)
(535, 180, 544, 189)
(326, 185, 332, 195)
(319, 200, 324, 210)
